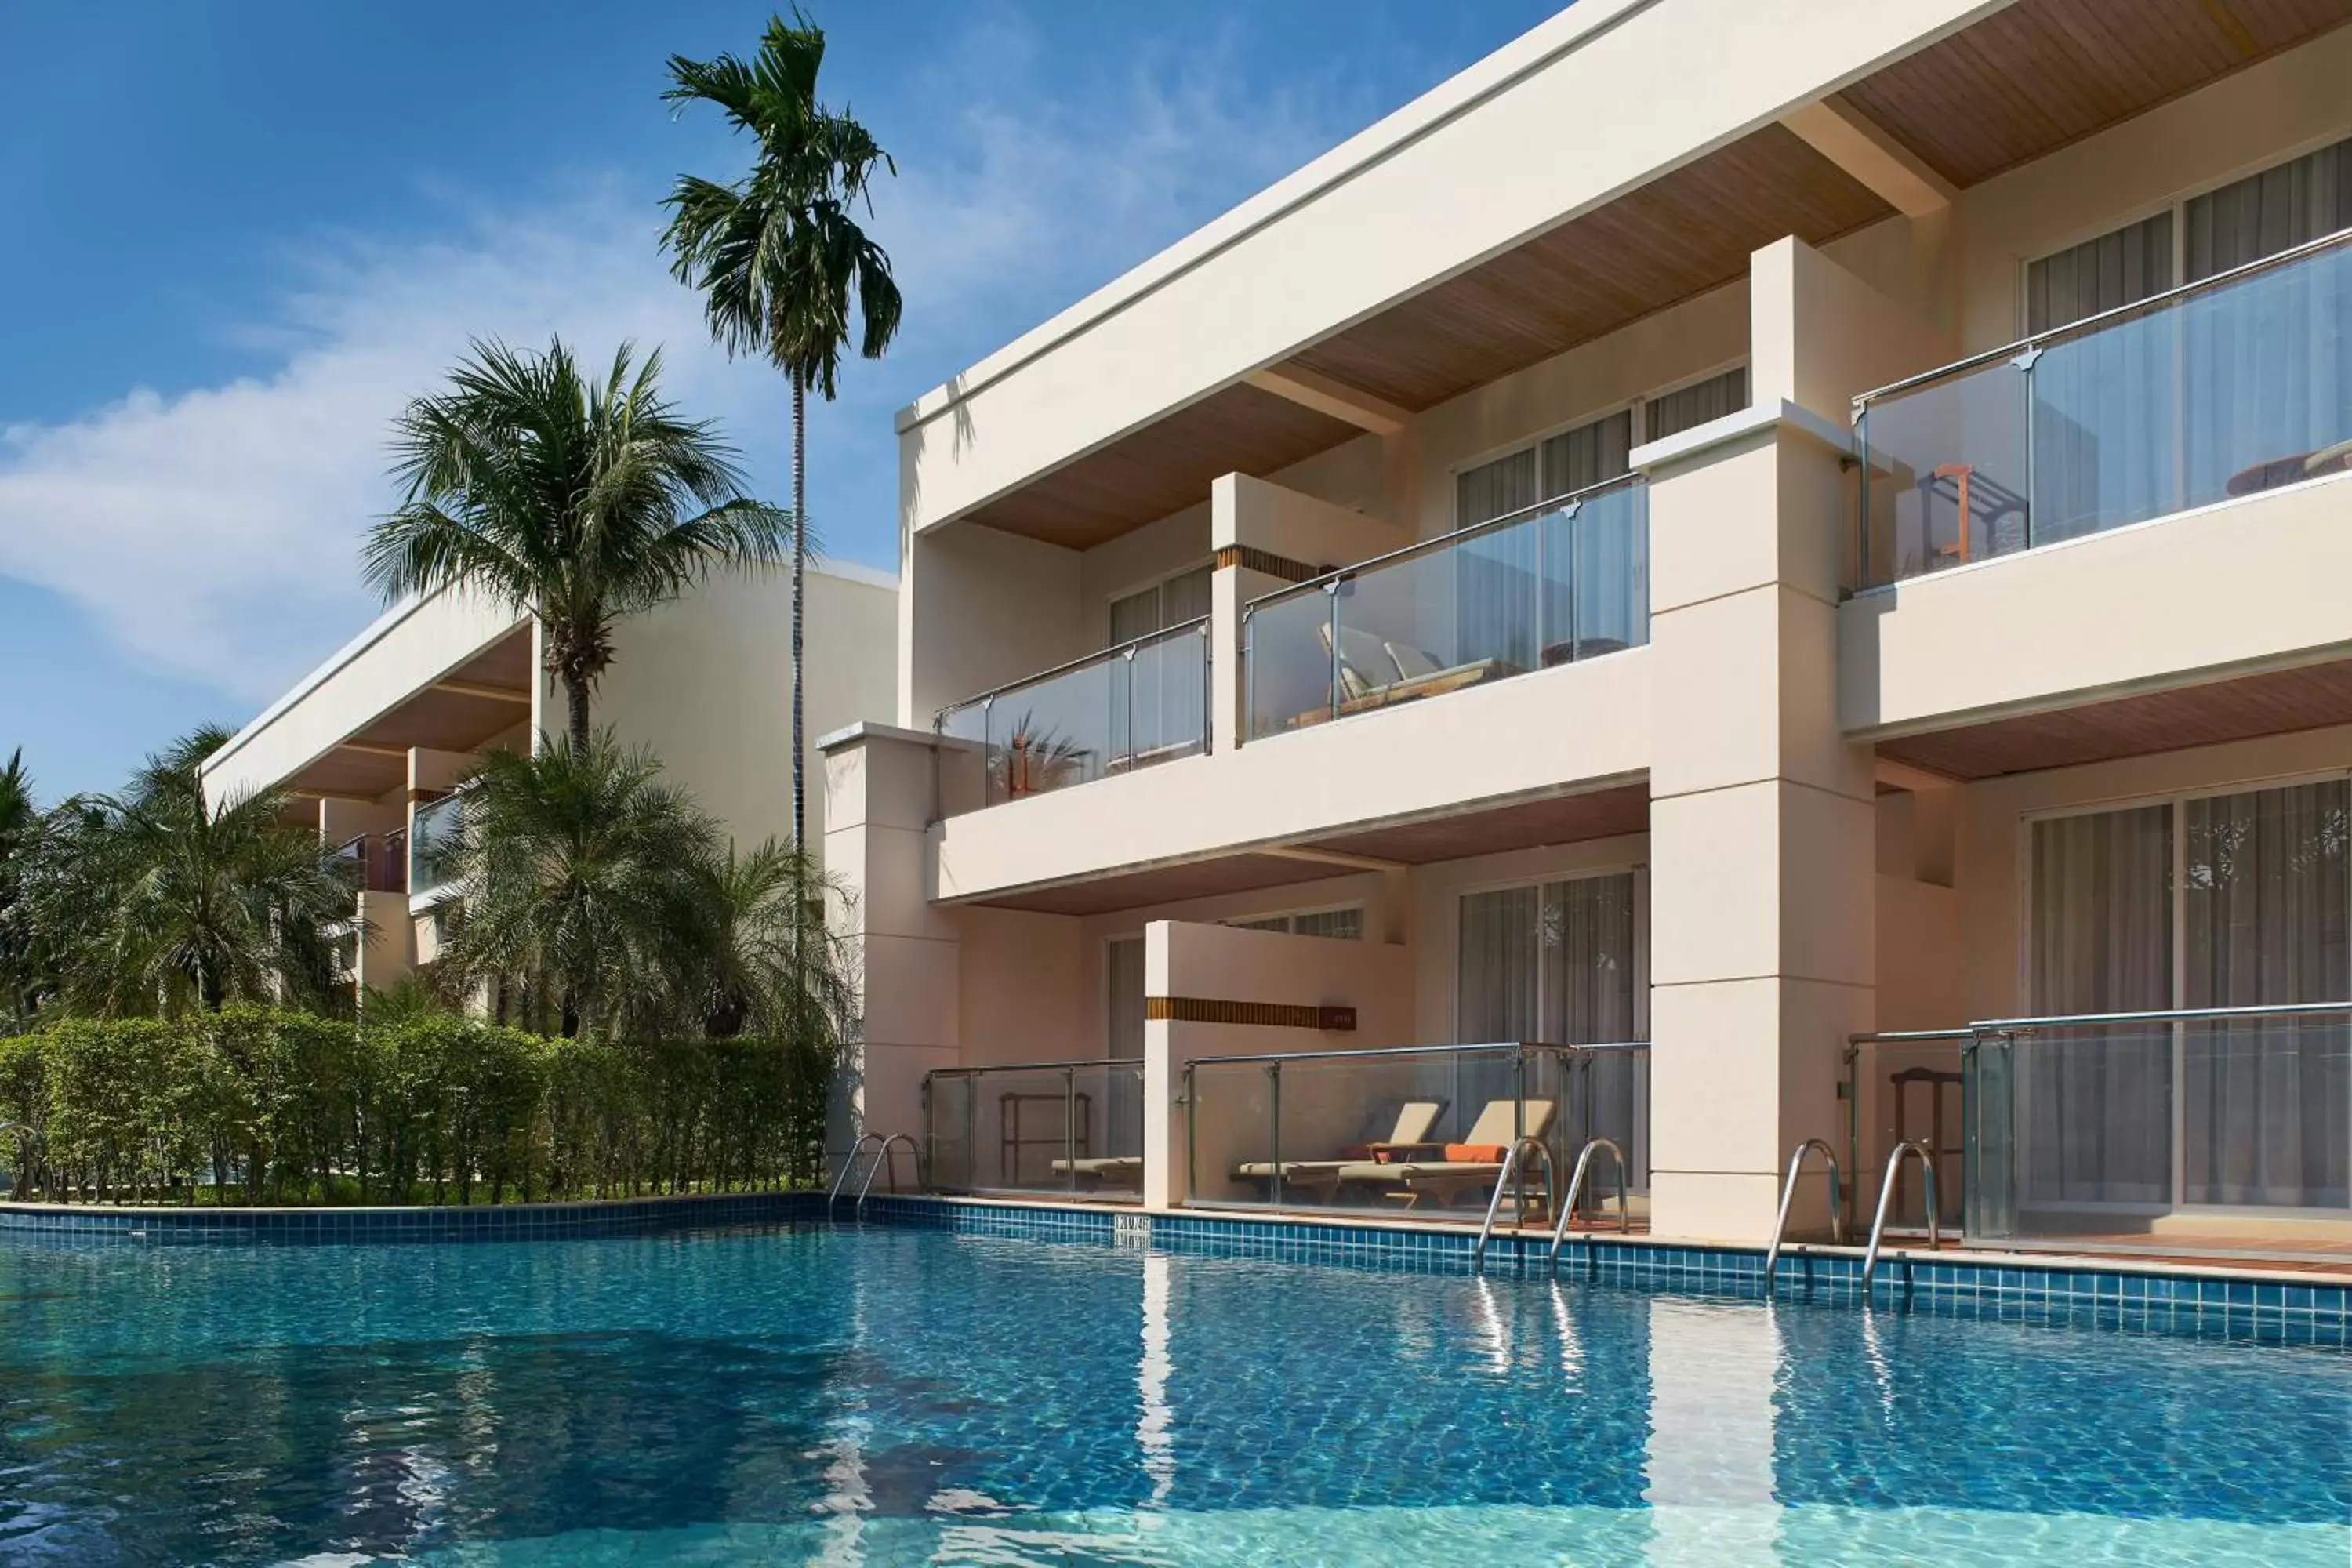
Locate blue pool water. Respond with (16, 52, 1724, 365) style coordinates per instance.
(1, 1222, 2346, 1566)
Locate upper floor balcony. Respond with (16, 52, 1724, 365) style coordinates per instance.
(1855, 224, 2352, 589)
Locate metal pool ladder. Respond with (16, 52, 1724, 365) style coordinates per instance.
(1547, 1137, 1630, 1276)
(1861, 1139, 1940, 1294)
(827, 1132, 920, 1215)
(1472, 1136, 1558, 1273)
(1762, 1138, 1844, 1292)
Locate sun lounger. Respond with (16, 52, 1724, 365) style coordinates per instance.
(1231, 1099, 1446, 1203)
(1331, 1098, 1557, 1209)
(1047, 1155, 1142, 1192)
(1286, 627, 1515, 728)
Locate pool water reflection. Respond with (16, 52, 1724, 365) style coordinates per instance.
(0, 1223, 2343, 1565)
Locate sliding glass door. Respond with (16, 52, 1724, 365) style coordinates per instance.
(2027, 779, 2350, 1217)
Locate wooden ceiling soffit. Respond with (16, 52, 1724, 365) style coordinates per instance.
(1839, 0, 2352, 190)
(963, 380, 1359, 550)
(1283, 125, 1893, 412)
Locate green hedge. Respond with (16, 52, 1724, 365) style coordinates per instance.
(0, 1008, 832, 1206)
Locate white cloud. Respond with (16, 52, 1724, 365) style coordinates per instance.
(0, 13, 1361, 710)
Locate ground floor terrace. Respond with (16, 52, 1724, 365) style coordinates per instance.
(826, 700, 2352, 1275)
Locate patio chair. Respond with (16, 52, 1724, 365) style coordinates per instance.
(1330, 1098, 1557, 1209)
(1231, 1098, 1446, 1203)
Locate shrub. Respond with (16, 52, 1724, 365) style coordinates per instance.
(0, 1010, 829, 1206)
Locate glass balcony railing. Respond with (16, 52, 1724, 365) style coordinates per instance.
(325, 832, 409, 896)
(935, 619, 1209, 815)
(1846, 1029, 1972, 1236)
(1855, 225, 2352, 587)
(1184, 1040, 1649, 1223)
(1244, 476, 1647, 741)
(924, 1059, 1146, 1203)
(1964, 1003, 2350, 1243)
(407, 792, 469, 899)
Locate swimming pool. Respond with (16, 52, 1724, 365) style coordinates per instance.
(2, 1221, 2345, 1566)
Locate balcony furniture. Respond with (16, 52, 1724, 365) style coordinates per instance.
(1232, 1099, 1446, 1204)
(1889, 1065, 1962, 1226)
(2225, 437, 2352, 497)
(1048, 1154, 1142, 1192)
(1331, 1098, 1558, 1209)
(1540, 637, 1628, 668)
(1917, 463, 2027, 568)
(1001, 1091, 1088, 1184)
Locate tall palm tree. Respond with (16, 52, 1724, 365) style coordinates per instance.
(364, 338, 792, 753)
(0, 750, 45, 1023)
(429, 736, 721, 1040)
(53, 728, 354, 1017)
(661, 9, 904, 856)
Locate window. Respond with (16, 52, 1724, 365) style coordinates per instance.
(1457, 873, 1641, 1044)
(2026, 781, 2350, 1211)
(2027, 133, 2352, 332)
(2028, 212, 2175, 333)
(2186, 134, 2352, 281)
(1456, 408, 1634, 527)
(1225, 907, 1363, 942)
(1110, 564, 1213, 644)
(1645, 367, 1748, 443)
(1107, 937, 1145, 1060)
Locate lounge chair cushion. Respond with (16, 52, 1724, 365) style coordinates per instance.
(1444, 1143, 1506, 1163)
(1385, 641, 1444, 680)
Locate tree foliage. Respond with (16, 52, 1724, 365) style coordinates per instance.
(361, 339, 791, 751)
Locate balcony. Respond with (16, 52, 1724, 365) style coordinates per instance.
(1243, 477, 1648, 740)
(1854, 226, 2352, 589)
(924, 1058, 1145, 1203)
(935, 619, 1210, 817)
(1184, 1040, 1650, 1225)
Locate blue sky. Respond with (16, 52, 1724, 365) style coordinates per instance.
(0, 0, 1559, 801)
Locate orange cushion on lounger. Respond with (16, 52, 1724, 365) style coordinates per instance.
(1337, 1144, 1373, 1160)
(1443, 1143, 1505, 1163)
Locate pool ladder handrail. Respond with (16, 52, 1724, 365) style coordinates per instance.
(855, 1134, 922, 1214)
(1472, 1135, 1558, 1273)
(1546, 1137, 1630, 1275)
(1860, 1139, 1940, 1294)
(827, 1133, 887, 1210)
(1762, 1138, 1845, 1291)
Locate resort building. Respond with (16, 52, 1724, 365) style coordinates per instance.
(825, 0, 2352, 1260)
(201, 561, 898, 999)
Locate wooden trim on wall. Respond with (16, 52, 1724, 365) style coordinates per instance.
(1147, 996, 1356, 1031)
(1213, 544, 1320, 583)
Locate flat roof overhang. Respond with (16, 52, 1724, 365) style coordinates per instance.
(928, 0, 2352, 554)
(964, 781, 1650, 916)
(1878, 655, 2352, 782)
(280, 628, 535, 801)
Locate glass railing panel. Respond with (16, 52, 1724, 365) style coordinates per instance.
(1962, 1004, 2350, 1246)
(1185, 1041, 1647, 1222)
(1243, 478, 1646, 739)
(1243, 586, 1341, 740)
(1849, 1033, 1970, 1233)
(935, 621, 1208, 816)
(1857, 228, 2352, 587)
(408, 793, 468, 898)
(920, 1060, 1145, 1203)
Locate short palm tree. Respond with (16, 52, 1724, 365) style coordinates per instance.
(363, 338, 791, 752)
(430, 735, 721, 1040)
(691, 838, 854, 1044)
(55, 728, 355, 1017)
(662, 9, 904, 856)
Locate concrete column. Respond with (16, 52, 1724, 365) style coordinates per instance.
(1644, 417, 1876, 1244)
(819, 723, 961, 1171)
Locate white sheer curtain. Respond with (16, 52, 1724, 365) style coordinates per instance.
(2183, 782, 2351, 1208)
(2027, 808, 2173, 1207)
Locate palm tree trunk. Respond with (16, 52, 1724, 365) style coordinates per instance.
(790, 370, 808, 859)
(564, 671, 592, 755)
